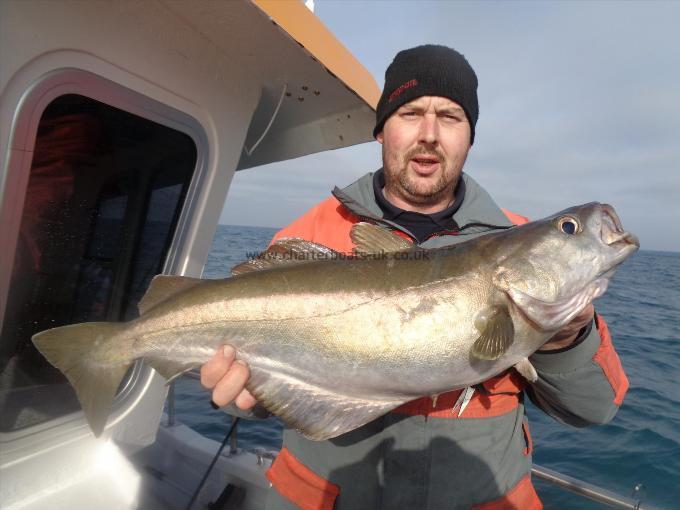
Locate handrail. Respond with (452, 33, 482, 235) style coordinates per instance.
(531, 464, 650, 510)
(167, 373, 653, 509)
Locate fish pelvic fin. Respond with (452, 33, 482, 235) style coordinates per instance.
(514, 357, 538, 383)
(350, 222, 413, 254)
(246, 367, 404, 441)
(471, 305, 515, 360)
(32, 322, 131, 437)
(138, 275, 204, 315)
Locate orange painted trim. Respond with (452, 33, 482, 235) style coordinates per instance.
(252, 0, 380, 108)
(392, 371, 526, 419)
(267, 447, 339, 510)
(593, 314, 629, 406)
(472, 474, 543, 510)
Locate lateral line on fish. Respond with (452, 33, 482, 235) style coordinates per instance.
(215, 273, 461, 311)
(139, 279, 462, 332)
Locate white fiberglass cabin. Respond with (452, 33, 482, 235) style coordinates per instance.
(0, 1, 379, 508)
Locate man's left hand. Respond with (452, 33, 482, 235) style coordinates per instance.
(538, 303, 595, 351)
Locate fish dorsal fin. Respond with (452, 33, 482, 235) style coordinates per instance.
(246, 366, 404, 441)
(231, 238, 339, 275)
(471, 305, 515, 360)
(350, 222, 413, 255)
(138, 275, 204, 315)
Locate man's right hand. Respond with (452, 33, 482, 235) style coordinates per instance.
(200, 345, 257, 410)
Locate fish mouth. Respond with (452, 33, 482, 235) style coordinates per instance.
(600, 204, 639, 251)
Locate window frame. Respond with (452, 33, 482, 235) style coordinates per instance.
(0, 68, 209, 444)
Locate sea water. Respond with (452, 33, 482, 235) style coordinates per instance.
(172, 224, 680, 509)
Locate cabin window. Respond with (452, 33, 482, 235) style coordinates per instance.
(0, 94, 198, 433)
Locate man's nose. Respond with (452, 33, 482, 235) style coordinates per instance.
(418, 113, 439, 145)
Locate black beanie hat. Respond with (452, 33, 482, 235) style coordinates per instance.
(373, 45, 479, 144)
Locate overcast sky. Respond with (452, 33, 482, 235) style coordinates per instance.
(220, 0, 680, 253)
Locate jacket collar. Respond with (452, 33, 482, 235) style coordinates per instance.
(332, 169, 513, 237)
(371, 169, 465, 230)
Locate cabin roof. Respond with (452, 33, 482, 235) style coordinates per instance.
(253, 0, 380, 109)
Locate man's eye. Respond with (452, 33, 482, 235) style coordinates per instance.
(401, 111, 417, 117)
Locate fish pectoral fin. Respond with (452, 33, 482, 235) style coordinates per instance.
(514, 357, 538, 383)
(246, 367, 404, 441)
(231, 239, 340, 275)
(471, 305, 515, 360)
(350, 222, 413, 254)
(138, 275, 204, 315)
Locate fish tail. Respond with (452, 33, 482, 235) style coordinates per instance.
(32, 322, 131, 437)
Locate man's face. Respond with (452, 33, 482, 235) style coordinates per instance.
(376, 96, 471, 212)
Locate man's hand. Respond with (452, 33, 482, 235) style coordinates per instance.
(538, 303, 595, 351)
(200, 345, 257, 409)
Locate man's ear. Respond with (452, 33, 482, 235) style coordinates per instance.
(376, 131, 384, 144)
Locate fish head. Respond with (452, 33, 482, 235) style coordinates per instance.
(494, 202, 639, 332)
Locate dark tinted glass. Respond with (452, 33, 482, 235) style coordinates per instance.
(0, 94, 197, 432)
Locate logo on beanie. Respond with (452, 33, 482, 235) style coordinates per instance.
(388, 79, 418, 103)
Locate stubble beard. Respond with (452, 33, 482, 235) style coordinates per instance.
(382, 145, 464, 207)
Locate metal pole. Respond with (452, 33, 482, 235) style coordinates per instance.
(532, 464, 650, 510)
(184, 417, 240, 510)
(167, 381, 175, 427)
(229, 418, 239, 455)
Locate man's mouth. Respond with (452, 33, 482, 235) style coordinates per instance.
(409, 155, 441, 175)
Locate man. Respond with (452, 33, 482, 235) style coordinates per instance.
(201, 45, 628, 509)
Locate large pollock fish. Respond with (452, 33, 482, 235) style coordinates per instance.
(32, 202, 638, 439)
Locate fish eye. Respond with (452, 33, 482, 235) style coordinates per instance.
(557, 216, 580, 235)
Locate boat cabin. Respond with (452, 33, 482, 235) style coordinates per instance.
(0, 1, 378, 508)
